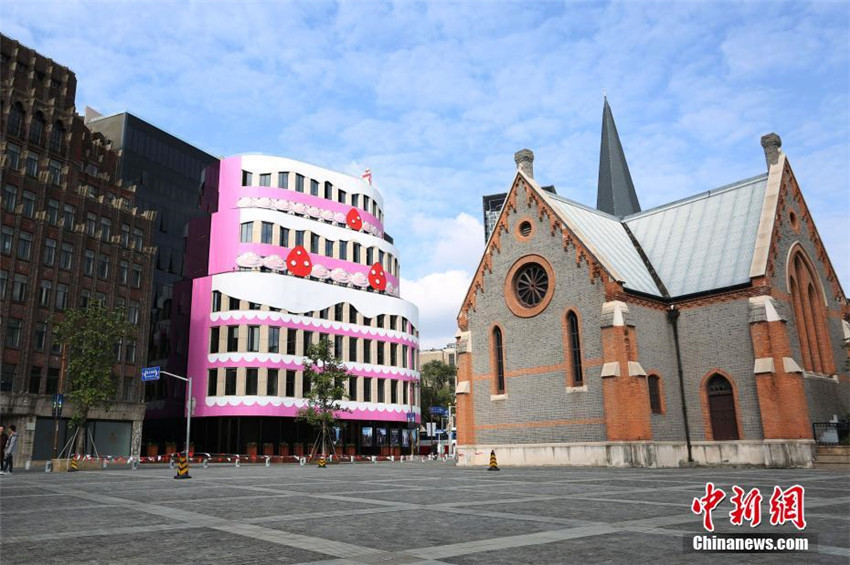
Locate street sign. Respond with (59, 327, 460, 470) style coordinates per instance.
(142, 366, 161, 381)
(407, 412, 415, 423)
(429, 406, 448, 416)
(53, 394, 64, 407)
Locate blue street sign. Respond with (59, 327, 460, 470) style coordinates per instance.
(53, 394, 64, 406)
(407, 412, 415, 423)
(429, 406, 448, 416)
(142, 366, 161, 381)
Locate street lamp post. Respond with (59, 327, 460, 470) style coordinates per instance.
(159, 370, 192, 463)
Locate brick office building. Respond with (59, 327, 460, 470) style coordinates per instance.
(0, 35, 156, 460)
(455, 99, 849, 467)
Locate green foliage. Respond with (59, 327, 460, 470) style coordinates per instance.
(420, 360, 456, 424)
(53, 301, 135, 428)
(296, 338, 351, 430)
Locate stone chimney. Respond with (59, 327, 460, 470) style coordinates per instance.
(514, 149, 534, 178)
(760, 133, 782, 169)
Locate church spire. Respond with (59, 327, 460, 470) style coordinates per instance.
(597, 97, 641, 217)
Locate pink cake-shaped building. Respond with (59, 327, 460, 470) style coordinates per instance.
(166, 155, 420, 456)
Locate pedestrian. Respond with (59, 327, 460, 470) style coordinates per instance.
(0, 425, 7, 464)
(1, 425, 19, 474)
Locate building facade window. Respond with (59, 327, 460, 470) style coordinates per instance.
(21, 191, 36, 217)
(55, 284, 68, 310)
(227, 326, 239, 352)
(492, 326, 506, 394)
(269, 327, 280, 353)
(47, 199, 59, 224)
(208, 369, 218, 396)
(567, 311, 583, 386)
(6, 318, 22, 348)
(267, 369, 278, 396)
(788, 248, 834, 375)
(278, 172, 289, 189)
(12, 274, 27, 302)
(246, 368, 258, 395)
(62, 204, 75, 228)
(43, 238, 56, 266)
(259, 173, 271, 187)
(261, 222, 273, 244)
(6, 143, 21, 170)
(3, 185, 17, 212)
(247, 325, 260, 352)
(17, 232, 32, 260)
(25, 154, 38, 177)
(7, 103, 24, 137)
(225, 368, 237, 395)
(240, 222, 253, 243)
(648, 375, 662, 414)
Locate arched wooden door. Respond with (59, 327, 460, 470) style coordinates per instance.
(707, 374, 739, 440)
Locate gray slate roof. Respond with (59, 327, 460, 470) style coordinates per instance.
(543, 174, 769, 298)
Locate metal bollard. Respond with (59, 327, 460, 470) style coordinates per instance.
(132, 459, 139, 470)
(45, 460, 53, 473)
(103, 459, 108, 469)
(169, 457, 175, 470)
(351, 455, 355, 464)
(371, 456, 377, 463)
(299, 457, 306, 466)
(235, 456, 240, 468)
(265, 456, 270, 467)
(25, 460, 32, 471)
(203, 458, 209, 469)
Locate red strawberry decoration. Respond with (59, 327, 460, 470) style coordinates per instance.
(286, 246, 312, 277)
(346, 208, 362, 231)
(368, 262, 387, 291)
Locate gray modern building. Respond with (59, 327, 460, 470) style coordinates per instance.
(85, 111, 217, 424)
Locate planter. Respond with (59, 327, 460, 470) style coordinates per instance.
(165, 442, 177, 455)
(279, 443, 290, 457)
(146, 444, 159, 457)
(246, 443, 258, 457)
(345, 445, 356, 456)
(263, 443, 274, 456)
(392, 447, 401, 457)
(294, 443, 304, 456)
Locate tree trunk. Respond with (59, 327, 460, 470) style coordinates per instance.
(74, 419, 87, 456)
(321, 422, 327, 456)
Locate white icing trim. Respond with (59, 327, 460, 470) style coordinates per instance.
(234, 253, 400, 297)
(206, 352, 420, 379)
(212, 271, 420, 326)
(239, 155, 385, 208)
(210, 310, 419, 345)
(205, 395, 418, 412)
(237, 196, 382, 237)
(240, 208, 397, 256)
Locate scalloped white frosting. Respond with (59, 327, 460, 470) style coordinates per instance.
(210, 310, 419, 345)
(212, 272, 419, 326)
(206, 352, 420, 379)
(205, 396, 419, 413)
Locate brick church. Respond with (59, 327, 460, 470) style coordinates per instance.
(455, 99, 849, 467)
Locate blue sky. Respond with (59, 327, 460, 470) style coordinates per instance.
(4, 1, 848, 348)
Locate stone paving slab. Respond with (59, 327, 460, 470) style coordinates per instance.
(0, 527, 329, 564)
(0, 463, 847, 564)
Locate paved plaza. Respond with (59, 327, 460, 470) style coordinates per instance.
(0, 461, 848, 564)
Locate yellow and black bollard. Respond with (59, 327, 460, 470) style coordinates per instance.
(68, 457, 79, 472)
(317, 456, 327, 469)
(487, 450, 500, 471)
(174, 454, 192, 480)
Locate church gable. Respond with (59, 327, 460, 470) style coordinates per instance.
(458, 170, 618, 332)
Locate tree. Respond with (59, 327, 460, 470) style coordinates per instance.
(53, 301, 134, 454)
(420, 360, 456, 430)
(296, 338, 351, 458)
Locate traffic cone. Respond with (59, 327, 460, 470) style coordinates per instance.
(174, 454, 192, 480)
(68, 456, 78, 472)
(317, 456, 327, 469)
(487, 450, 500, 471)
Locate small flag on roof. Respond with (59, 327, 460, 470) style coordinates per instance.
(361, 168, 372, 185)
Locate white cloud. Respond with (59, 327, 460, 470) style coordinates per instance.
(401, 270, 472, 350)
(2, 0, 847, 349)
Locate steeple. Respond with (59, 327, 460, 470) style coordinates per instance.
(597, 97, 641, 217)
